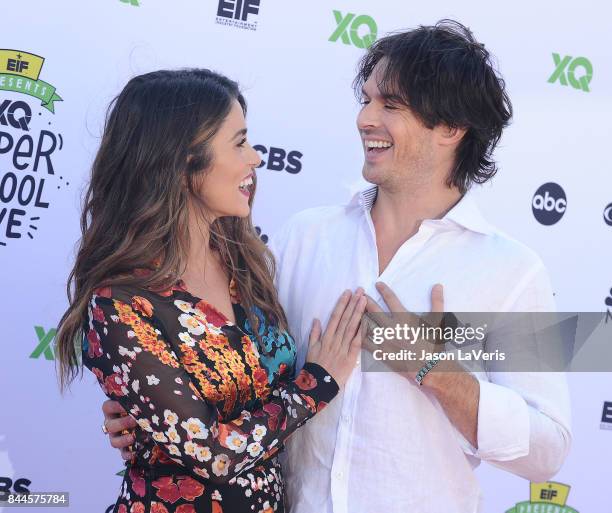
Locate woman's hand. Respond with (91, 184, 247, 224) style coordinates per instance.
(306, 288, 367, 387)
(102, 399, 138, 460)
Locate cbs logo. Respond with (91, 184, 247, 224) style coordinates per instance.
(532, 183, 567, 225)
(0, 477, 31, 500)
(253, 145, 302, 174)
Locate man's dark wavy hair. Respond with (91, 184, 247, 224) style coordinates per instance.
(353, 19, 513, 193)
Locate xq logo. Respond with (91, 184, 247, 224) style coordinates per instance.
(548, 53, 593, 92)
(329, 11, 377, 49)
(0, 100, 32, 131)
(29, 326, 56, 360)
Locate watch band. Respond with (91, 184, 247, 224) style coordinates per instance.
(415, 358, 439, 386)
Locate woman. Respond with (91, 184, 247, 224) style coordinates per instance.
(56, 69, 366, 513)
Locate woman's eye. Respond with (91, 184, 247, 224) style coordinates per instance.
(359, 99, 370, 106)
(384, 104, 398, 110)
(238, 138, 247, 147)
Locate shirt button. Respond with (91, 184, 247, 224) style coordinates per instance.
(336, 471, 343, 478)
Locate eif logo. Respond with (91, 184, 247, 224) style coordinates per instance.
(29, 326, 56, 360)
(532, 183, 567, 226)
(601, 401, 612, 430)
(548, 53, 593, 93)
(603, 203, 612, 227)
(505, 482, 578, 513)
(216, 0, 260, 31)
(120, 0, 140, 5)
(329, 10, 377, 49)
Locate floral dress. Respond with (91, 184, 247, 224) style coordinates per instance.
(82, 274, 338, 513)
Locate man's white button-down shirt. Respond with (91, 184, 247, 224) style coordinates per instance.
(269, 186, 571, 513)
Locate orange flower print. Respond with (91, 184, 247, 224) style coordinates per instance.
(295, 369, 317, 390)
(94, 286, 112, 298)
(92, 304, 105, 323)
(259, 501, 274, 513)
(152, 476, 205, 504)
(130, 502, 145, 513)
(252, 367, 270, 400)
(195, 301, 227, 327)
(179, 477, 205, 501)
(81, 263, 335, 512)
(91, 367, 104, 386)
(151, 503, 169, 513)
(301, 394, 317, 413)
(152, 477, 180, 504)
(86, 329, 103, 359)
(104, 372, 127, 397)
(132, 296, 154, 318)
(129, 467, 146, 498)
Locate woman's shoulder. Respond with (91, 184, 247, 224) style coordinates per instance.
(89, 278, 178, 321)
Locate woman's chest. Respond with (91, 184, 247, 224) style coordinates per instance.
(156, 296, 296, 419)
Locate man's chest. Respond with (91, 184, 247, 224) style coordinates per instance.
(276, 228, 514, 367)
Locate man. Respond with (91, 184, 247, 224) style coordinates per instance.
(103, 20, 571, 512)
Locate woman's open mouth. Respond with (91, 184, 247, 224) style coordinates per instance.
(239, 174, 254, 197)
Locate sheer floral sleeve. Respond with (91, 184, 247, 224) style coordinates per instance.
(82, 286, 338, 484)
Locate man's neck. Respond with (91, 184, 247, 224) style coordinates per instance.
(370, 182, 462, 274)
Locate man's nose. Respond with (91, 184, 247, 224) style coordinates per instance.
(357, 103, 380, 130)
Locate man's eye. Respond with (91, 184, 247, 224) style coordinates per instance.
(384, 104, 398, 110)
(360, 99, 370, 105)
(238, 138, 247, 147)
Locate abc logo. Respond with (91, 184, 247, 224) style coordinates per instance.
(603, 203, 612, 227)
(532, 183, 567, 225)
(253, 145, 302, 174)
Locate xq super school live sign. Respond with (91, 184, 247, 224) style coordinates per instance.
(0, 49, 65, 247)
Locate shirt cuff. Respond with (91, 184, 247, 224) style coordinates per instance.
(474, 379, 530, 461)
(296, 362, 340, 408)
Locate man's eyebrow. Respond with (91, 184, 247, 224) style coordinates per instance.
(232, 128, 248, 140)
(361, 88, 402, 104)
(380, 92, 403, 104)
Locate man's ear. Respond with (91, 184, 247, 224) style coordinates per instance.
(435, 124, 468, 147)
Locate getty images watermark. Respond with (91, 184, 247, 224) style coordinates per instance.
(361, 311, 612, 373)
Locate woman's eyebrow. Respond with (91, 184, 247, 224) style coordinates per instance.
(232, 128, 248, 140)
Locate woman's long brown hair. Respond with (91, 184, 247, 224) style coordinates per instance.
(56, 69, 287, 392)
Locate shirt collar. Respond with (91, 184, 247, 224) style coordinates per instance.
(350, 185, 494, 236)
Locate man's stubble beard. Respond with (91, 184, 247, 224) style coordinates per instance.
(362, 157, 436, 194)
